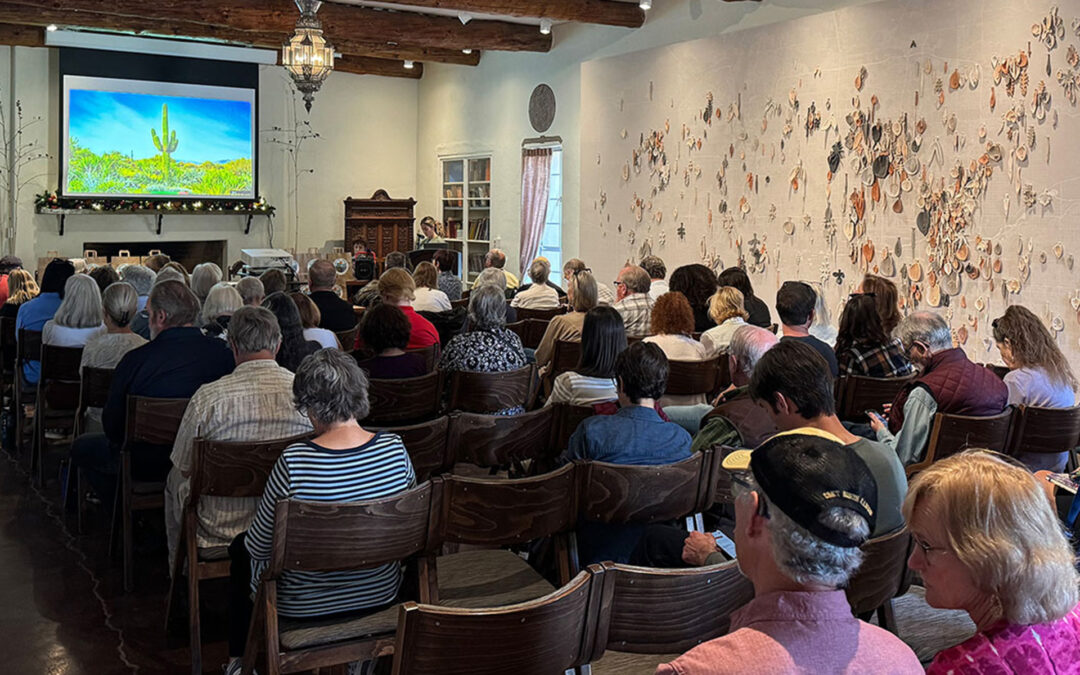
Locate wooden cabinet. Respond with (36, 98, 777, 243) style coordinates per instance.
(344, 190, 416, 261)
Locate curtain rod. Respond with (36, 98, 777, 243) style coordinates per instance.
(522, 135, 563, 148)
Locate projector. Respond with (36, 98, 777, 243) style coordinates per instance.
(240, 248, 294, 268)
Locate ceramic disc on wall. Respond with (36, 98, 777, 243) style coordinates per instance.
(529, 84, 556, 133)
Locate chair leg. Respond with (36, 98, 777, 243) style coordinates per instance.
(188, 566, 202, 675)
(75, 468, 85, 535)
(122, 490, 134, 593)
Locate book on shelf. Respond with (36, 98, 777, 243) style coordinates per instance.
(468, 252, 486, 274)
(467, 218, 490, 240)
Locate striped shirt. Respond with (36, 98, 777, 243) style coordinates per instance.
(164, 359, 313, 566)
(546, 371, 617, 407)
(245, 433, 416, 617)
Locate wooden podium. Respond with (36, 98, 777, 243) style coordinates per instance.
(344, 190, 416, 262)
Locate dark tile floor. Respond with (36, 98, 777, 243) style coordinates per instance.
(0, 451, 229, 674)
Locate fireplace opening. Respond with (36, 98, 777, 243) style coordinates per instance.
(82, 241, 227, 273)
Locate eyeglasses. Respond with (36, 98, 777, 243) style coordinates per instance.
(730, 472, 769, 518)
(905, 340, 928, 359)
(613, 280, 626, 287)
(848, 292, 876, 299)
(911, 533, 951, 562)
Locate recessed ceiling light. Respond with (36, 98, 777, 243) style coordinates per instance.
(46, 24, 58, 32)
(539, 18, 552, 35)
(639, 0, 652, 9)
(462, 48, 473, 54)
(404, 60, 415, 69)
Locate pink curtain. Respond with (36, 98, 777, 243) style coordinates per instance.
(519, 148, 553, 277)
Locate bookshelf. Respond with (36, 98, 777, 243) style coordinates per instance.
(442, 155, 491, 283)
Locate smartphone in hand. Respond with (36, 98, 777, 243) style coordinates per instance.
(865, 409, 886, 424)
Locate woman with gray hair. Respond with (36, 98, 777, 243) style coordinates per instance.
(190, 262, 222, 303)
(43, 274, 106, 347)
(119, 264, 155, 311)
(201, 282, 243, 339)
(439, 284, 528, 415)
(226, 349, 415, 674)
(80, 282, 148, 429)
(510, 258, 560, 310)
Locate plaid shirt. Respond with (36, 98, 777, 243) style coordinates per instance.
(613, 292, 654, 338)
(837, 337, 916, 378)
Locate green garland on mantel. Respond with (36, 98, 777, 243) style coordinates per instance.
(34, 190, 275, 215)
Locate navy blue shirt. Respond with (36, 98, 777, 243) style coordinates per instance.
(781, 334, 839, 378)
(564, 406, 692, 566)
(102, 326, 235, 446)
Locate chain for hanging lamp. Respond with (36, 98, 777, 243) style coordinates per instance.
(282, 0, 335, 112)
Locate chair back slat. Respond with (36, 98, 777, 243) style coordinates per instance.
(78, 367, 114, 416)
(835, 375, 915, 423)
(17, 328, 41, 363)
(406, 343, 441, 372)
(365, 370, 442, 425)
(372, 416, 452, 482)
(438, 463, 577, 547)
(39, 345, 84, 409)
(515, 306, 566, 322)
(1009, 405, 1080, 456)
(124, 396, 190, 448)
(450, 297, 469, 310)
(664, 357, 721, 397)
(909, 408, 1016, 476)
(550, 404, 595, 452)
(272, 483, 434, 577)
(0, 316, 17, 375)
(845, 528, 913, 617)
(447, 364, 533, 414)
(191, 433, 312, 500)
(551, 339, 581, 379)
(576, 452, 711, 525)
(334, 325, 360, 351)
(393, 569, 599, 675)
(594, 560, 754, 656)
(507, 318, 550, 350)
(447, 407, 554, 469)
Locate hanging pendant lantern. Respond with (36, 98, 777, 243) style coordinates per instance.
(282, 0, 335, 112)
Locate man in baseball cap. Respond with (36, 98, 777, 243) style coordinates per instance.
(657, 431, 921, 674)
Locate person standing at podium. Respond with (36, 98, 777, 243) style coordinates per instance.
(417, 216, 445, 247)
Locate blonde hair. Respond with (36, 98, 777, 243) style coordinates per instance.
(201, 282, 243, 325)
(379, 267, 416, 304)
(903, 450, 1080, 626)
(53, 274, 103, 329)
(6, 269, 37, 305)
(709, 286, 749, 324)
(567, 270, 599, 313)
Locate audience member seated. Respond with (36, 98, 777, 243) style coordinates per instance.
(905, 451, 1080, 674)
(562, 341, 691, 565)
(546, 306, 626, 408)
(354, 304, 429, 379)
(70, 280, 235, 511)
(0, 268, 37, 320)
(130, 267, 185, 340)
(371, 268, 439, 351)
(88, 265, 119, 295)
(120, 264, 155, 312)
(516, 255, 567, 300)
(664, 324, 778, 441)
(165, 306, 314, 568)
(657, 434, 922, 674)
(992, 305, 1078, 471)
(200, 283, 243, 339)
(776, 280, 838, 377)
(80, 283, 147, 431)
(483, 248, 519, 289)
(17, 258, 75, 385)
(858, 274, 903, 336)
(563, 258, 614, 306)
(190, 262, 223, 304)
(440, 285, 528, 415)
(645, 292, 708, 407)
(43, 274, 106, 348)
(289, 292, 338, 349)
(806, 280, 838, 347)
(354, 251, 408, 308)
(510, 258, 560, 310)
(224, 349, 415, 675)
(162, 261, 191, 286)
(469, 268, 517, 325)
(641, 255, 669, 301)
(670, 264, 718, 332)
(235, 276, 264, 307)
(834, 293, 915, 378)
(612, 265, 654, 338)
(306, 259, 355, 332)
(411, 261, 452, 313)
(699, 286, 749, 356)
(870, 312, 1008, 465)
(144, 253, 171, 272)
(718, 266, 772, 329)
(258, 268, 286, 296)
(262, 292, 321, 372)
(0, 254, 21, 304)
(535, 269, 599, 372)
(432, 249, 462, 301)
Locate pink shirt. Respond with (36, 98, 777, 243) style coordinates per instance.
(656, 590, 922, 675)
(928, 604, 1080, 674)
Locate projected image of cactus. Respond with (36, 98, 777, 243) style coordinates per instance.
(65, 88, 253, 198)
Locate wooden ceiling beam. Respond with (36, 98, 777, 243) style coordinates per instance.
(5, 0, 551, 52)
(355, 0, 645, 28)
(0, 4, 479, 66)
(0, 21, 44, 47)
(330, 54, 422, 78)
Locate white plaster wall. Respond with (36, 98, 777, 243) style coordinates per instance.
(0, 46, 418, 265)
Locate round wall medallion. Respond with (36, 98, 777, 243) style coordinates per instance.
(529, 84, 556, 133)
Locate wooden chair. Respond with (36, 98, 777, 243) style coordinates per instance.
(446, 364, 534, 414)
(33, 344, 84, 486)
(1006, 405, 1080, 468)
(844, 528, 913, 634)
(372, 416, 452, 482)
(981, 363, 1010, 380)
(67, 367, 115, 531)
(446, 407, 556, 475)
(515, 306, 567, 322)
(421, 464, 579, 608)
(507, 318, 550, 350)
(335, 324, 361, 352)
(450, 297, 469, 310)
(242, 486, 435, 675)
(905, 408, 1016, 477)
(586, 560, 754, 672)
(365, 371, 443, 426)
(550, 339, 581, 380)
(665, 357, 722, 397)
(834, 375, 915, 423)
(571, 450, 717, 574)
(0, 316, 16, 405)
(14, 328, 42, 458)
(550, 404, 595, 453)
(114, 395, 190, 592)
(167, 433, 311, 675)
(405, 343, 441, 372)
(391, 567, 604, 675)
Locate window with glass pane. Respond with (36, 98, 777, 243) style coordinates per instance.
(538, 148, 563, 275)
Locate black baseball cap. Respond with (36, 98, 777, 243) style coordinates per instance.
(723, 430, 878, 548)
(0, 255, 22, 272)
